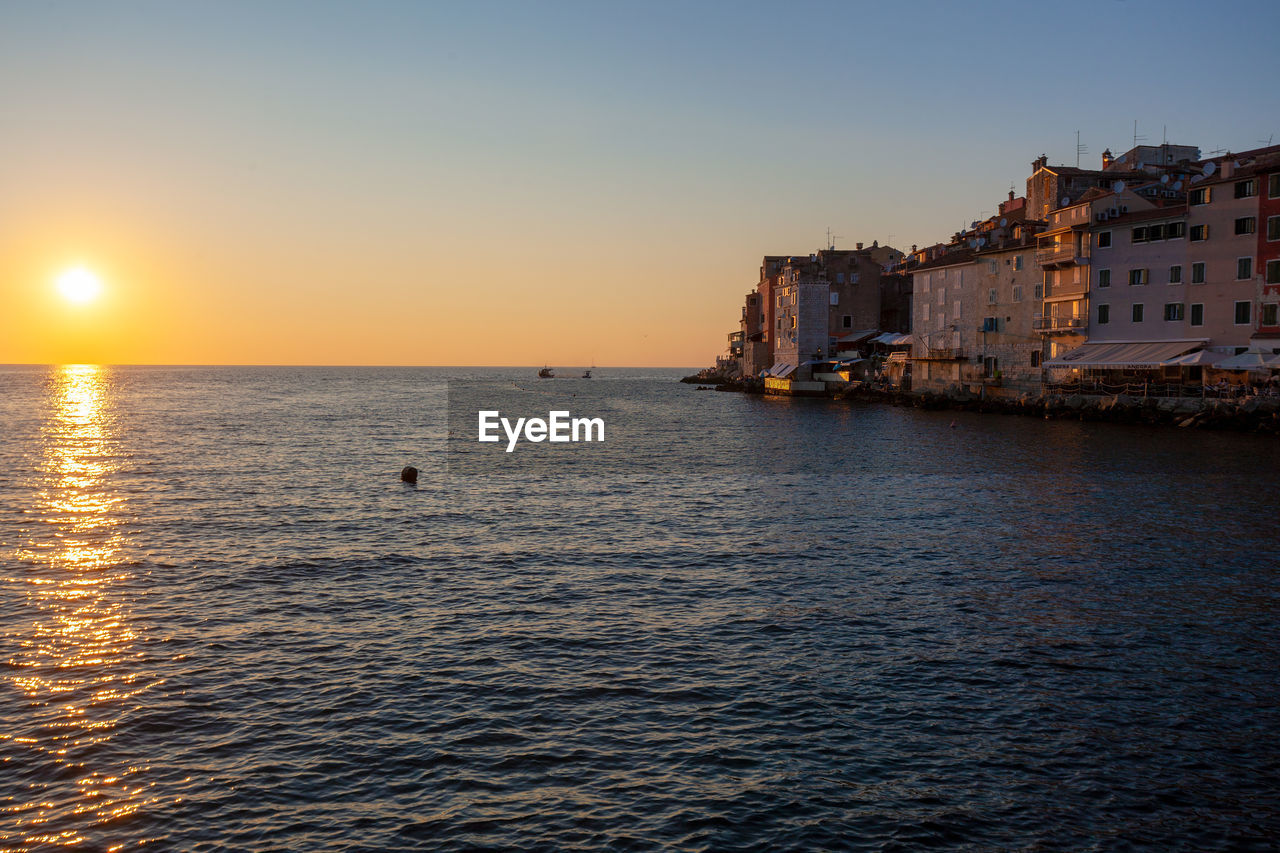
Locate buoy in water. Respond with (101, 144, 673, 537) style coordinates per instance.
(400, 466, 418, 484)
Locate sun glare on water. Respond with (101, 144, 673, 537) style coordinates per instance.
(56, 267, 104, 304)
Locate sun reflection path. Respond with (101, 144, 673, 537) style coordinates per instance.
(1, 366, 161, 851)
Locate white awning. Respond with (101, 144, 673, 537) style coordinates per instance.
(1043, 340, 1201, 369)
(765, 362, 797, 378)
(872, 332, 912, 346)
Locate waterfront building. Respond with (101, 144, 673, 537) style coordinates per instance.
(1258, 153, 1280, 351)
(1035, 186, 1161, 373)
(772, 256, 832, 381)
(972, 218, 1044, 395)
(1068, 200, 1206, 375)
(909, 249, 977, 392)
(1184, 156, 1269, 351)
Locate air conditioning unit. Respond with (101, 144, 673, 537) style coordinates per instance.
(1120, 205, 1128, 213)
(1108, 207, 1120, 217)
(1097, 212, 1108, 222)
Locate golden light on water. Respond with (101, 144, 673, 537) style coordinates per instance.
(2, 365, 160, 851)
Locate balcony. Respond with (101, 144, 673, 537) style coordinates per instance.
(1033, 315, 1087, 334)
(1035, 244, 1088, 268)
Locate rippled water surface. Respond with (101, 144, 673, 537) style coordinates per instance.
(2, 365, 1279, 851)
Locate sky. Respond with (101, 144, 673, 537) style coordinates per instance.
(2, 0, 1278, 366)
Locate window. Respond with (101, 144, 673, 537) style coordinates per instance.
(1169, 265, 1182, 284)
(982, 317, 999, 332)
(830, 292, 840, 305)
(988, 288, 997, 305)
(1268, 260, 1280, 284)
(790, 316, 796, 329)
(1238, 257, 1253, 280)
(1235, 216, 1257, 235)
(1148, 224, 1166, 241)
(1030, 351, 1041, 367)
(1272, 173, 1280, 199)
(1268, 216, 1280, 241)
(1034, 283, 1044, 299)
(1131, 226, 1148, 243)
(1192, 262, 1206, 284)
(1098, 231, 1112, 248)
(1190, 187, 1211, 205)
(1190, 303, 1204, 326)
(1235, 179, 1257, 198)
(1098, 268, 1111, 288)
(842, 314, 852, 328)
(1235, 301, 1251, 325)
(1014, 255, 1024, 270)
(1132, 303, 1144, 323)
(1012, 285, 1023, 303)
(921, 303, 930, 321)
(987, 261, 997, 273)
(1097, 303, 1110, 324)
(850, 273, 860, 284)
(1163, 303, 1184, 321)
(1190, 224, 1208, 241)
(835, 272, 845, 284)
(1166, 222, 1185, 239)
(1263, 303, 1279, 326)
(1128, 268, 1148, 286)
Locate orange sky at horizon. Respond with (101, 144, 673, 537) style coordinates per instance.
(3, 2, 1273, 368)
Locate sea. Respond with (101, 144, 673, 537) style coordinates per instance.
(2, 364, 1279, 851)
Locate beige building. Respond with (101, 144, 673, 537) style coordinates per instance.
(972, 226, 1044, 395)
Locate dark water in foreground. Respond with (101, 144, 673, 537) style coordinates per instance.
(2, 365, 1279, 851)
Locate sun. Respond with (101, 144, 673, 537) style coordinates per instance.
(56, 266, 104, 304)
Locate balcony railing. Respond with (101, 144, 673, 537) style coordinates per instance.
(1033, 315, 1087, 332)
(1035, 245, 1087, 266)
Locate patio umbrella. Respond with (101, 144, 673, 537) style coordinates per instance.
(1215, 350, 1277, 371)
(1165, 349, 1229, 366)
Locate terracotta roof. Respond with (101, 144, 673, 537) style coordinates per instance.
(911, 249, 975, 272)
(1097, 205, 1188, 227)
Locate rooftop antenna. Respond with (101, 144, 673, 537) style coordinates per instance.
(1261, 134, 1275, 147)
(825, 227, 842, 251)
(1133, 119, 1147, 150)
(1075, 130, 1088, 168)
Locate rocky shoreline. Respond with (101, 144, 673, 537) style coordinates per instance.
(684, 373, 1280, 434)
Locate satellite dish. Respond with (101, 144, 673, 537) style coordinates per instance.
(1173, 180, 1183, 190)
(1189, 174, 1203, 184)
(999, 218, 1007, 227)
(1113, 180, 1126, 194)
(1060, 196, 1071, 207)
(1160, 174, 1170, 184)
(971, 221, 980, 229)
(1136, 161, 1145, 170)
(977, 237, 987, 247)
(1203, 161, 1216, 176)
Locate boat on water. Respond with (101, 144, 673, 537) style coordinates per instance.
(582, 369, 592, 378)
(538, 366, 554, 378)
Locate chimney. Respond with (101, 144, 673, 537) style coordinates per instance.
(1008, 189, 1015, 202)
(1101, 148, 1114, 170)
(856, 242, 863, 250)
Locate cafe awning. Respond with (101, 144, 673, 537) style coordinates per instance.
(1043, 340, 1202, 369)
